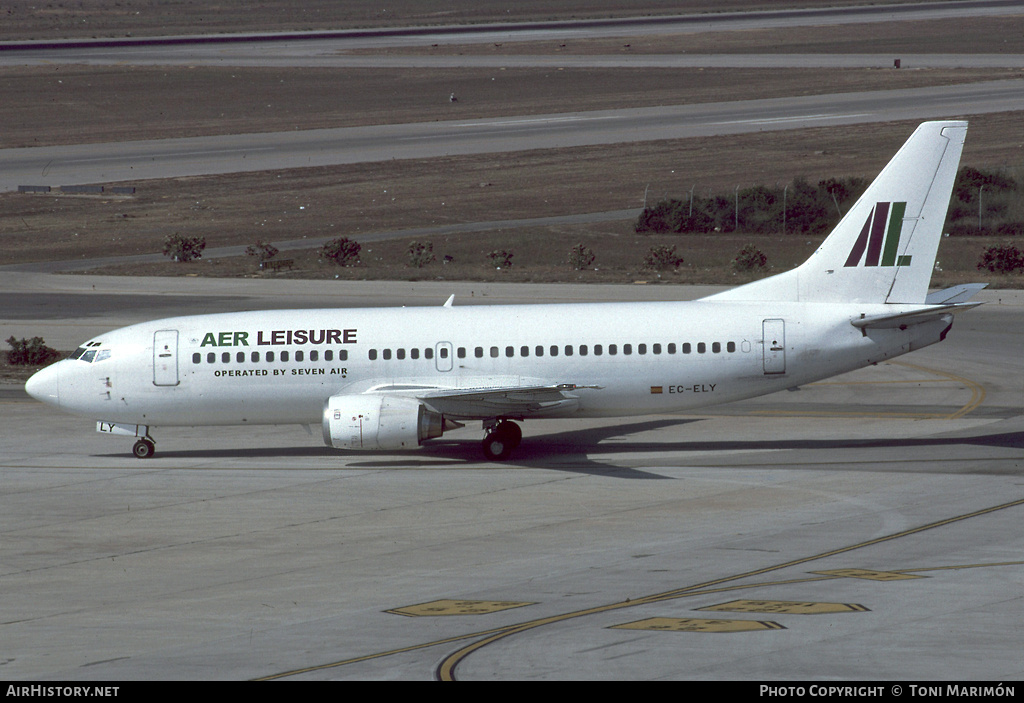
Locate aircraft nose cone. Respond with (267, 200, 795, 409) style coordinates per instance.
(26, 362, 60, 407)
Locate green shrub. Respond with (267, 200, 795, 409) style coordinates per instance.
(407, 240, 435, 268)
(733, 244, 768, 271)
(6, 336, 61, 366)
(977, 244, 1024, 273)
(488, 249, 513, 268)
(162, 233, 206, 262)
(642, 245, 684, 271)
(635, 199, 685, 233)
(568, 243, 596, 270)
(954, 166, 1017, 203)
(634, 176, 867, 236)
(319, 237, 361, 266)
(997, 221, 1024, 237)
(245, 240, 279, 268)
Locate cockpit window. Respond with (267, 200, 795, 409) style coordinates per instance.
(72, 348, 111, 363)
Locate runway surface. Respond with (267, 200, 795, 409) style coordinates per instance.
(2, 278, 1022, 680)
(4, 79, 1023, 193)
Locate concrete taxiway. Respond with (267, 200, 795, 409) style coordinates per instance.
(1, 277, 1022, 680)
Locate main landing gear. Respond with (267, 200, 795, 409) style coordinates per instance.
(481, 420, 522, 461)
(132, 436, 156, 459)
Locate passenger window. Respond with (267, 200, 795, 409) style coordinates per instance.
(550, 345, 558, 357)
(325, 350, 333, 362)
(475, 347, 484, 358)
(252, 351, 260, 363)
(564, 345, 573, 357)
(397, 349, 405, 360)
(193, 353, 201, 364)
(579, 345, 588, 356)
(411, 348, 420, 359)
(653, 343, 662, 355)
(727, 342, 736, 353)
(207, 352, 216, 363)
(457, 347, 466, 359)
(222, 352, 231, 363)
(698, 343, 706, 354)
(296, 351, 304, 362)
(609, 344, 617, 356)
(712, 342, 721, 353)
(281, 351, 290, 362)
(440, 347, 449, 359)
(369, 349, 377, 361)
(594, 344, 602, 356)
(382, 349, 391, 360)
(236, 351, 245, 363)
(521, 346, 529, 357)
(535, 345, 544, 357)
(310, 350, 319, 362)
(267, 351, 275, 362)
(425, 348, 433, 360)
(683, 343, 691, 354)
(638, 344, 647, 355)
(624, 344, 632, 355)
(668, 343, 676, 354)
(339, 350, 348, 361)
(490, 347, 499, 358)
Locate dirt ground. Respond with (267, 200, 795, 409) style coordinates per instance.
(4, 113, 1023, 286)
(0, 0, 922, 41)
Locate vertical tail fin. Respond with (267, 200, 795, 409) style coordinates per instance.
(705, 121, 967, 304)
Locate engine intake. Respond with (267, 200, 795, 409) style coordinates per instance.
(323, 394, 444, 450)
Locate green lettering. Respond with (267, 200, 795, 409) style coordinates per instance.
(200, 333, 217, 347)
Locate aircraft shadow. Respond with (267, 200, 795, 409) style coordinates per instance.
(116, 419, 698, 479)
(103, 420, 1024, 478)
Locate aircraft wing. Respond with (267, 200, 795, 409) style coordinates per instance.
(372, 382, 601, 419)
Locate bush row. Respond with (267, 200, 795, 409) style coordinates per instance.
(636, 167, 1022, 238)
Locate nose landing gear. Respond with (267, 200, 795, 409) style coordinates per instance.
(481, 420, 522, 461)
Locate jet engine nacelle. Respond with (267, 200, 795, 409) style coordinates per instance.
(322, 394, 444, 450)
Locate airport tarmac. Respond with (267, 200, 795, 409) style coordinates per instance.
(1, 277, 1022, 680)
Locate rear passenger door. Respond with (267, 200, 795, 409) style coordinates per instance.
(762, 319, 786, 375)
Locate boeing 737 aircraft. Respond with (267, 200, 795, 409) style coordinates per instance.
(26, 121, 984, 461)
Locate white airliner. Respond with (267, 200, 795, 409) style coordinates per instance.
(27, 121, 983, 461)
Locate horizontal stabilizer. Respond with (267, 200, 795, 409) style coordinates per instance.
(850, 303, 981, 330)
(925, 283, 988, 305)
